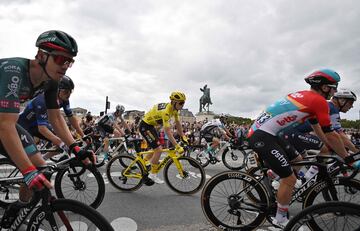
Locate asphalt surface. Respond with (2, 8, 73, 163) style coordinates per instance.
(96, 159, 291, 231)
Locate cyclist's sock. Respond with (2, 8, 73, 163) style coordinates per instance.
(275, 203, 289, 223)
(304, 165, 319, 180)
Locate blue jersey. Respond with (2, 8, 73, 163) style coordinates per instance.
(18, 93, 72, 131)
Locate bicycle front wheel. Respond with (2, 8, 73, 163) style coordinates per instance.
(106, 154, 145, 191)
(55, 162, 105, 209)
(201, 171, 270, 230)
(284, 201, 360, 231)
(304, 178, 360, 208)
(164, 156, 205, 194)
(222, 148, 246, 170)
(0, 158, 21, 207)
(28, 198, 114, 231)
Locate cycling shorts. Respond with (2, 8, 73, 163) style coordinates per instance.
(0, 124, 39, 157)
(139, 120, 160, 149)
(281, 130, 323, 154)
(96, 124, 114, 138)
(200, 129, 221, 143)
(249, 129, 299, 178)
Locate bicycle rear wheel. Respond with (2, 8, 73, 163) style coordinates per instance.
(284, 201, 360, 231)
(106, 154, 145, 191)
(28, 198, 114, 231)
(54, 162, 105, 209)
(201, 171, 269, 230)
(163, 156, 205, 194)
(0, 158, 21, 207)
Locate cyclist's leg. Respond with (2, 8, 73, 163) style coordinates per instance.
(249, 130, 296, 225)
(139, 121, 163, 183)
(20, 152, 47, 202)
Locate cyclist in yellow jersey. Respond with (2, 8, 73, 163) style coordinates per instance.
(139, 92, 189, 184)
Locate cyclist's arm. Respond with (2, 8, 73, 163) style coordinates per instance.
(0, 113, 34, 172)
(311, 123, 348, 159)
(338, 131, 359, 153)
(174, 120, 185, 137)
(68, 116, 85, 137)
(38, 125, 62, 146)
(47, 109, 76, 146)
(164, 126, 177, 147)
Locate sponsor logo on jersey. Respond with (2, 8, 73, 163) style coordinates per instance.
(5, 76, 20, 98)
(3, 65, 21, 73)
(276, 115, 297, 126)
(289, 92, 304, 98)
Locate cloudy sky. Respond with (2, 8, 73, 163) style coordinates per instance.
(1, 0, 360, 120)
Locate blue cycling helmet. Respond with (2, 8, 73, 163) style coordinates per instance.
(305, 69, 341, 86)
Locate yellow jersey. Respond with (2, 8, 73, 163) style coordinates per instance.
(142, 103, 179, 128)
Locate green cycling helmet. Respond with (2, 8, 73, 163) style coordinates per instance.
(36, 30, 78, 56)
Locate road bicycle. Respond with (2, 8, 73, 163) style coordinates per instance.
(186, 139, 249, 170)
(106, 139, 206, 194)
(201, 153, 360, 230)
(0, 164, 114, 231)
(0, 153, 105, 209)
(284, 201, 360, 231)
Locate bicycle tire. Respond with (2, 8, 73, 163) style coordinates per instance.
(54, 162, 105, 209)
(244, 166, 266, 203)
(106, 154, 145, 191)
(28, 198, 114, 231)
(284, 201, 360, 231)
(201, 171, 270, 230)
(222, 148, 246, 170)
(0, 158, 21, 208)
(163, 156, 206, 194)
(185, 145, 210, 168)
(303, 178, 360, 228)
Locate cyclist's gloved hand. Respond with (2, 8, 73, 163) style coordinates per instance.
(22, 166, 52, 191)
(175, 144, 184, 154)
(181, 136, 189, 146)
(69, 143, 96, 163)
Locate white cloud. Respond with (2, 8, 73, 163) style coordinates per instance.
(1, 0, 360, 120)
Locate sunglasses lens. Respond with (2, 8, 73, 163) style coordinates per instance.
(179, 102, 184, 105)
(53, 54, 74, 66)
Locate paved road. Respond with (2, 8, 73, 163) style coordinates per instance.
(96, 160, 298, 231)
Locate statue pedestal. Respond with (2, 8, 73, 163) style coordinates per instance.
(195, 111, 215, 122)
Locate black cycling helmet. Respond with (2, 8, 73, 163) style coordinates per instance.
(59, 75, 74, 90)
(36, 30, 78, 56)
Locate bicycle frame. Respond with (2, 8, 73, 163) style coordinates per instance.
(244, 155, 354, 206)
(0, 174, 73, 230)
(122, 148, 185, 179)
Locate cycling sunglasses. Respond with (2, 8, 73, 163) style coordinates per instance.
(51, 54, 75, 67)
(177, 101, 185, 106)
(42, 50, 75, 67)
(327, 84, 338, 90)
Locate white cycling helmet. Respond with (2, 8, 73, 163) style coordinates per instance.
(333, 89, 357, 101)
